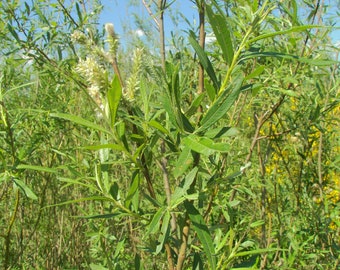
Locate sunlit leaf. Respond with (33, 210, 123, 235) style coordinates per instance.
(17, 164, 58, 173)
(197, 74, 243, 133)
(206, 4, 234, 66)
(172, 167, 198, 206)
(13, 178, 38, 200)
(247, 25, 323, 45)
(148, 120, 169, 135)
(155, 210, 170, 254)
(107, 75, 122, 127)
(147, 207, 166, 235)
(125, 172, 140, 209)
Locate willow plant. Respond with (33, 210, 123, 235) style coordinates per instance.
(2, 0, 338, 269)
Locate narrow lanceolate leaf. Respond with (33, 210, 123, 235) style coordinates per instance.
(183, 134, 230, 156)
(197, 74, 243, 133)
(206, 5, 234, 66)
(125, 172, 140, 209)
(33, 2, 50, 25)
(185, 93, 205, 117)
(155, 210, 171, 254)
(189, 31, 220, 91)
(7, 23, 21, 43)
(205, 79, 216, 102)
(50, 113, 111, 134)
(82, 144, 126, 152)
(89, 263, 109, 270)
(245, 65, 265, 81)
(12, 178, 38, 200)
(148, 120, 169, 135)
(43, 196, 118, 209)
(171, 167, 198, 206)
(184, 201, 216, 270)
(147, 207, 166, 235)
(107, 75, 122, 127)
(17, 164, 58, 173)
(242, 51, 338, 66)
(247, 25, 323, 45)
(174, 146, 194, 178)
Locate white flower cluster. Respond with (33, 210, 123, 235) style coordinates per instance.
(70, 30, 87, 44)
(105, 23, 118, 58)
(105, 23, 115, 39)
(125, 48, 144, 100)
(75, 57, 107, 110)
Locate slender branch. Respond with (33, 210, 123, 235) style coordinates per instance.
(142, 0, 160, 30)
(110, 47, 125, 89)
(154, 1, 177, 268)
(197, 1, 205, 97)
(158, 0, 166, 70)
(176, 216, 190, 270)
(4, 189, 20, 269)
(57, 0, 79, 28)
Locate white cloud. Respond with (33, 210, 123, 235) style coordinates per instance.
(135, 29, 145, 37)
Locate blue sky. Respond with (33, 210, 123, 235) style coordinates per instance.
(97, 0, 340, 46)
(97, 0, 198, 43)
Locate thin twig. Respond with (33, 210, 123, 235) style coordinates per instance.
(142, 0, 160, 30)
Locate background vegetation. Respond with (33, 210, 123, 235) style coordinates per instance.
(0, 0, 339, 269)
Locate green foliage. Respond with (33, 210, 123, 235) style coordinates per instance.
(1, 0, 339, 269)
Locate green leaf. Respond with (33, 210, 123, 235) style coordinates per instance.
(172, 167, 198, 206)
(242, 51, 337, 66)
(189, 31, 220, 90)
(107, 75, 122, 127)
(148, 120, 169, 135)
(185, 93, 205, 117)
(206, 5, 234, 66)
(13, 178, 38, 200)
(44, 196, 114, 208)
(50, 113, 111, 134)
(250, 220, 265, 228)
(80, 213, 125, 219)
(204, 127, 237, 139)
(193, 253, 204, 270)
(58, 177, 100, 192)
(147, 207, 166, 235)
(183, 134, 230, 156)
(155, 210, 171, 254)
(7, 23, 21, 43)
(183, 135, 214, 155)
(89, 263, 109, 270)
(166, 63, 195, 133)
(275, 88, 299, 97)
(75, 2, 83, 24)
(234, 248, 287, 258)
(33, 2, 50, 26)
(17, 164, 58, 173)
(197, 74, 243, 133)
(174, 146, 194, 178)
(248, 25, 323, 45)
(245, 65, 265, 80)
(125, 172, 140, 209)
(163, 94, 180, 130)
(184, 201, 216, 270)
(82, 143, 126, 152)
(205, 79, 216, 102)
(180, 112, 195, 133)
